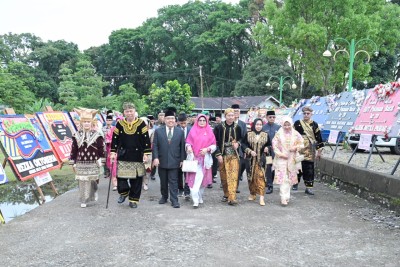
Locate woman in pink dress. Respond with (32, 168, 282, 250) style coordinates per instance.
(272, 117, 304, 206)
(185, 114, 216, 208)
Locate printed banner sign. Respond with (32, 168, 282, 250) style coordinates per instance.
(328, 130, 340, 144)
(0, 115, 61, 181)
(324, 90, 368, 132)
(353, 89, 400, 137)
(34, 172, 53, 187)
(358, 134, 372, 151)
(292, 96, 330, 128)
(0, 164, 8, 184)
(36, 112, 76, 162)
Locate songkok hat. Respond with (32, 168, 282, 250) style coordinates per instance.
(224, 108, 235, 115)
(165, 109, 175, 117)
(147, 115, 155, 120)
(266, 110, 275, 116)
(74, 107, 98, 122)
(106, 110, 113, 115)
(231, 104, 240, 109)
(106, 115, 113, 120)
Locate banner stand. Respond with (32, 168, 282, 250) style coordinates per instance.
(348, 135, 385, 167)
(391, 157, 400, 175)
(332, 131, 344, 159)
(3, 108, 58, 204)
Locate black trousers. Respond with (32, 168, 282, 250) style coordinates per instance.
(150, 166, 157, 177)
(237, 157, 250, 187)
(297, 161, 315, 188)
(117, 176, 143, 202)
(178, 168, 190, 195)
(265, 164, 275, 187)
(158, 167, 179, 205)
(212, 153, 218, 177)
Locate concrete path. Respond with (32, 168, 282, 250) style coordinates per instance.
(1, 176, 399, 266)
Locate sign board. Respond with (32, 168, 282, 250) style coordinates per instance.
(358, 134, 372, 151)
(34, 172, 53, 187)
(324, 90, 368, 132)
(0, 164, 8, 184)
(353, 89, 400, 137)
(0, 115, 61, 181)
(36, 112, 76, 162)
(292, 96, 330, 128)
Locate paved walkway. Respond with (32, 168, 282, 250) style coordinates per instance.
(1, 176, 399, 266)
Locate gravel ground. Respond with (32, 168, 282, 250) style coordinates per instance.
(1, 149, 400, 267)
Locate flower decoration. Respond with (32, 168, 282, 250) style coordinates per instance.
(373, 81, 400, 101)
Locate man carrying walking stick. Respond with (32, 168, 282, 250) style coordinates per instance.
(109, 103, 152, 209)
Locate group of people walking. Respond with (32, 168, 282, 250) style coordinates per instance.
(69, 102, 324, 209)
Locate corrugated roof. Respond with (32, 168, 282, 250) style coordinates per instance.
(191, 96, 279, 111)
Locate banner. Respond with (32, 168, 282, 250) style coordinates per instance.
(324, 90, 368, 132)
(36, 112, 76, 162)
(292, 96, 330, 128)
(0, 164, 8, 184)
(353, 86, 400, 137)
(0, 115, 61, 181)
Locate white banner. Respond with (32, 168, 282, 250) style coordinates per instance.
(358, 134, 372, 151)
(34, 172, 53, 187)
(328, 130, 339, 144)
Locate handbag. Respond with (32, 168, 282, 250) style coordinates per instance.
(266, 156, 273, 165)
(182, 160, 198, 173)
(295, 154, 305, 163)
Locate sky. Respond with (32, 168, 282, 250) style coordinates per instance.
(1, 0, 240, 51)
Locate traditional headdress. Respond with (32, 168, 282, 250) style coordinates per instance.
(74, 107, 98, 122)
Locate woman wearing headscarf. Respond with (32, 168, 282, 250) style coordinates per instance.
(70, 108, 105, 208)
(242, 118, 271, 206)
(185, 114, 216, 208)
(272, 117, 304, 206)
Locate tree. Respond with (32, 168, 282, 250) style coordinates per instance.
(57, 57, 108, 111)
(254, 0, 400, 94)
(0, 66, 36, 113)
(234, 54, 300, 103)
(117, 83, 147, 116)
(146, 80, 194, 116)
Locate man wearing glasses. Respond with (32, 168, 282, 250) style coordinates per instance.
(293, 106, 324, 195)
(262, 110, 281, 194)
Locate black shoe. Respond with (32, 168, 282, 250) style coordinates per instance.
(292, 184, 298, 191)
(212, 178, 217, 183)
(129, 202, 137, 208)
(305, 188, 315, 195)
(239, 176, 243, 181)
(236, 189, 240, 193)
(266, 186, 273, 194)
(150, 176, 156, 180)
(117, 195, 127, 203)
(221, 196, 228, 202)
(184, 195, 191, 201)
(158, 198, 167, 204)
(207, 184, 213, 189)
(171, 203, 180, 208)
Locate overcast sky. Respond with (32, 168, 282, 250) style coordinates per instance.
(1, 0, 240, 51)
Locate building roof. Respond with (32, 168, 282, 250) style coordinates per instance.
(191, 96, 280, 111)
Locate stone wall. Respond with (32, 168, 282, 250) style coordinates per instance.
(316, 157, 400, 214)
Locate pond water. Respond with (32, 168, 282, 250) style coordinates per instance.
(0, 181, 76, 223)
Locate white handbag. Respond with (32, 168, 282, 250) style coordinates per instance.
(182, 160, 198, 173)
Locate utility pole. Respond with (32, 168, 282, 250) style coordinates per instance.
(200, 66, 204, 109)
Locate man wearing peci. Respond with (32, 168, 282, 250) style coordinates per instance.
(152, 109, 186, 208)
(261, 110, 281, 194)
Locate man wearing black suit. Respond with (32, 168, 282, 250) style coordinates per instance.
(177, 113, 191, 199)
(152, 110, 186, 208)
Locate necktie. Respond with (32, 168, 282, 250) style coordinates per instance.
(168, 128, 173, 142)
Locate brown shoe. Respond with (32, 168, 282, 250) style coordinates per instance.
(248, 194, 256, 201)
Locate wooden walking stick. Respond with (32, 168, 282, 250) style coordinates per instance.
(106, 160, 114, 209)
